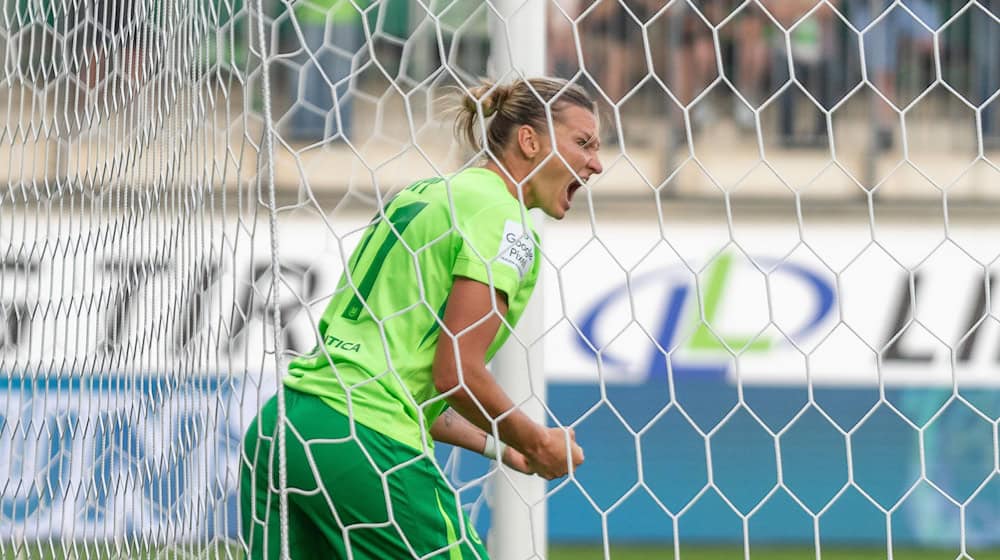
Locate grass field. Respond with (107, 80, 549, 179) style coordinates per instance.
(3, 544, 1000, 559)
(551, 545, 1000, 559)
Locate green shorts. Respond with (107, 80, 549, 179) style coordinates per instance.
(240, 387, 489, 559)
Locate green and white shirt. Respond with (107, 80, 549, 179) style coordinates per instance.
(284, 168, 541, 451)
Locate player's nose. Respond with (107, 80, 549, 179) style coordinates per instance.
(589, 155, 603, 176)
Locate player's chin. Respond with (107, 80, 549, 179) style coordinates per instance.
(544, 204, 569, 220)
(538, 199, 568, 219)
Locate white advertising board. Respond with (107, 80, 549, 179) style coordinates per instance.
(541, 221, 1000, 388)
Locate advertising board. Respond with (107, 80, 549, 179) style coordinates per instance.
(1, 216, 997, 545)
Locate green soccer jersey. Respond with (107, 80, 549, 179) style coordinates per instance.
(284, 168, 540, 451)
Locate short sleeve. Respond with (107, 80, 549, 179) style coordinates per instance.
(452, 204, 536, 300)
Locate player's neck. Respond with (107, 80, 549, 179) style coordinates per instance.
(482, 159, 535, 208)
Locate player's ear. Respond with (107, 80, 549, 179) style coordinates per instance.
(516, 124, 540, 160)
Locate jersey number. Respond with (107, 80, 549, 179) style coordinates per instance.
(341, 201, 429, 320)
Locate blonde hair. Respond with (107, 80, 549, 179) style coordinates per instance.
(454, 78, 595, 156)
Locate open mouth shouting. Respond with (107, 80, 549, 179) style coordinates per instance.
(565, 178, 584, 209)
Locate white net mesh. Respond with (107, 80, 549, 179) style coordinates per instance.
(2, 0, 1000, 558)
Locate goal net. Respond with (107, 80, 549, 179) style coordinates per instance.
(1, 0, 999, 558)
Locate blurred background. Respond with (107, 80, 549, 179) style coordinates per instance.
(2, 0, 999, 204)
(2, 0, 1000, 558)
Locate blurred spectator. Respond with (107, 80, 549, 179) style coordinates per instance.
(767, 0, 840, 147)
(287, 0, 367, 142)
(399, 0, 487, 88)
(548, 0, 582, 79)
(726, 4, 769, 130)
(972, 0, 1000, 143)
(201, 0, 247, 77)
(844, 0, 940, 150)
(583, 0, 647, 104)
(432, 0, 490, 80)
(678, 0, 769, 131)
(670, 1, 719, 126)
(85, 0, 143, 89)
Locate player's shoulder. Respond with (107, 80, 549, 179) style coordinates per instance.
(401, 168, 521, 220)
(446, 168, 522, 217)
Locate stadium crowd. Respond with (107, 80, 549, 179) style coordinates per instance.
(550, 0, 1000, 150)
(270, 0, 1000, 151)
(5, 0, 998, 151)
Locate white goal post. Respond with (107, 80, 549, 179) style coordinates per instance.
(2, 0, 1000, 559)
(484, 1, 548, 560)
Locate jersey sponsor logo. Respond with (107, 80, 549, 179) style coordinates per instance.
(497, 220, 534, 278)
(324, 334, 361, 352)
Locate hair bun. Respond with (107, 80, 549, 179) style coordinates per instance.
(468, 82, 510, 118)
(453, 77, 594, 159)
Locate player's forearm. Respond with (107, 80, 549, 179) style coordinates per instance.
(429, 408, 489, 452)
(435, 361, 543, 455)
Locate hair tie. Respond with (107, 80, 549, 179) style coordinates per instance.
(482, 86, 509, 118)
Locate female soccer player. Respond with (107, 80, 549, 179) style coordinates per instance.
(241, 77, 603, 559)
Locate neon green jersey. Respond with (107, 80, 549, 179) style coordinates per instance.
(284, 168, 540, 451)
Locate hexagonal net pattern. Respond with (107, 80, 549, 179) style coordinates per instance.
(2, 0, 1000, 559)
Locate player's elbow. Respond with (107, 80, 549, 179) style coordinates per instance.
(433, 366, 460, 394)
(432, 358, 480, 395)
(432, 352, 464, 394)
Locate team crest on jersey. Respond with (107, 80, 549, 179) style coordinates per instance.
(497, 220, 535, 278)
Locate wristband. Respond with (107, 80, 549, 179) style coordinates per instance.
(483, 434, 504, 460)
